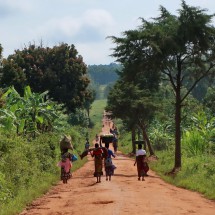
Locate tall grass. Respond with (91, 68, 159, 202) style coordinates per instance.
(182, 130, 206, 156)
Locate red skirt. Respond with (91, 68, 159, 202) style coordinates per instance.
(136, 155, 149, 177)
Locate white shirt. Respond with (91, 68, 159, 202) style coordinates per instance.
(136, 149, 146, 156)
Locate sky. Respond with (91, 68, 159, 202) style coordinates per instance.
(0, 0, 215, 65)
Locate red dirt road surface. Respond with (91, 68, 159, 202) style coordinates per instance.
(20, 113, 215, 215)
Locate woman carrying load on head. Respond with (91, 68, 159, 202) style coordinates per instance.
(91, 143, 104, 183)
(104, 143, 116, 181)
(134, 144, 148, 181)
(58, 135, 73, 184)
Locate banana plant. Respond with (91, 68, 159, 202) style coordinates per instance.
(0, 108, 17, 131)
(0, 86, 61, 137)
(182, 111, 215, 155)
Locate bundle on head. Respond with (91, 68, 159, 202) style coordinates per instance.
(60, 135, 73, 152)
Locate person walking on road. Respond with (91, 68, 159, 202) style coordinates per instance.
(85, 138, 90, 151)
(104, 143, 116, 181)
(58, 135, 73, 184)
(91, 143, 104, 183)
(134, 144, 148, 181)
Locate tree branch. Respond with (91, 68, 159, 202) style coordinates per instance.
(162, 66, 177, 91)
(181, 65, 215, 103)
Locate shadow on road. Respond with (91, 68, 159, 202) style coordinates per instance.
(113, 173, 136, 177)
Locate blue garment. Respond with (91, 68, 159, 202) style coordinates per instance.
(85, 142, 90, 150)
(105, 149, 116, 176)
(107, 149, 115, 158)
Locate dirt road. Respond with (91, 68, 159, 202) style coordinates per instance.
(20, 114, 215, 215)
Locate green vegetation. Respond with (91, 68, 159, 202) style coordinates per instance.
(105, 0, 215, 200)
(108, 0, 215, 172)
(0, 0, 215, 211)
(88, 64, 120, 99)
(118, 128, 215, 200)
(88, 99, 107, 143)
(0, 86, 61, 136)
(150, 151, 215, 199)
(88, 63, 120, 85)
(0, 43, 93, 113)
(0, 129, 87, 215)
(0, 40, 98, 215)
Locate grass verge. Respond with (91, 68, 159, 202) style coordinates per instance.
(117, 127, 215, 200)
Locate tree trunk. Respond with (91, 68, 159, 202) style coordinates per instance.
(139, 123, 155, 156)
(173, 58, 182, 172)
(131, 127, 136, 154)
(174, 88, 182, 170)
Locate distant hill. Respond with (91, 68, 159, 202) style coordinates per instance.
(87, 63, 121, 99)
(88, 63, 121, 85)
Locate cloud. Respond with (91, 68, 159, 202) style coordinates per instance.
(76, 41, 115, 65)
(0, 0, 33, 16)
(83, 9, 115, 32)
(33, 9, 115, 43)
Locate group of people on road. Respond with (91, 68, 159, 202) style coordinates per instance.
(58, 125, 149, 184)
(86, 132, 117, 183)
(90, 141, 116, 183)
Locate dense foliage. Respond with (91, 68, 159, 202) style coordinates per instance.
(0, 43, 92, 113)
(108, 0, 215, 170)
(0, 1, 215, 212)
(87, 63, 120, 99)
(88, 63, 120, 85)
(0, 86, 64, 137)
(0, 42, 94, 214)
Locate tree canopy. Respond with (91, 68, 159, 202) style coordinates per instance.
(88, 63, 120, 85)
(109, 0, 215, 171)
(0, 43, 92, 113)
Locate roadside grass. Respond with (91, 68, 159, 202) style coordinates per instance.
(144, 148, 215, 200)
(118, 130, 215, 200)
(0, 173, 59, 215)
(0, 128, 88, 215)
(149, 151, 215, 200)
(118, 131, 133, 154)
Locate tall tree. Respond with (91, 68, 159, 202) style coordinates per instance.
(109, 1, 215, 171)
(0, 43, 91, 113)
